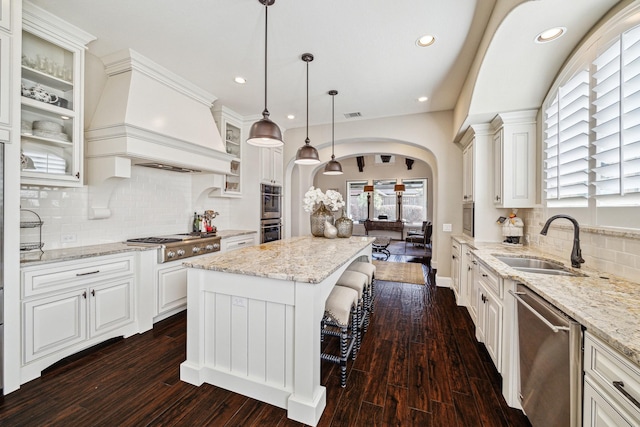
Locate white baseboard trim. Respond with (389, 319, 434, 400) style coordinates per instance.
(437, 276, 452, 288)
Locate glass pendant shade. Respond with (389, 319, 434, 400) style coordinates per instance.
(247, 0, 283, 147)
(294, 53, 320, 165)
(323, 89, 343, 175)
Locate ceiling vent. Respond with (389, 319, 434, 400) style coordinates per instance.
(344, 112, 362, 119)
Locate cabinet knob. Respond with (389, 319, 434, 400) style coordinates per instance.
(91, 289, 95, 297)
(482, 273, 488, 277)
(76, 172, 80, 179)
(495, 195, 501, 201)
(82, 291, 87, 299)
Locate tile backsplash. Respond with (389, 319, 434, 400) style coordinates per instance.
(520, 208, 640, 283)
(20, 167, 232, 250)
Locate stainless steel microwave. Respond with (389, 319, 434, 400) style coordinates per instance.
(462, 202, 474, 237)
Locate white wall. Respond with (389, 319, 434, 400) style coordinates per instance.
(282, 111, 461, 276)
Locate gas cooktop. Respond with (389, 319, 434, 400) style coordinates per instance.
(126, 232, 221, 263)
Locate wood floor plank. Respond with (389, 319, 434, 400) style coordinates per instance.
(329, 369, 367, 427)
(470, 377, 509, 427)
(453, 391, 483, 427)
(409, 408, 430, 427)
(429, 401, 459, 427)
(427, 338, 453, 405)
(356, 402, 385, 427)
(249, 404, 287, 426)
(362, 339, 393, 406)
(408, 342, 430, 412)
(382, 384, 409, 426)
(442, 330, 472, 395)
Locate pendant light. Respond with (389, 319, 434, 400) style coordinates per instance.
(294, 53, 320, 164)
(247, 0, 283, 147)
(323, 90, 343, 175)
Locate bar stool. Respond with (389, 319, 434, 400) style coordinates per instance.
(347, 261, 376, 329)
(321, 285, 359, 387)
(335, 270, 368, 351)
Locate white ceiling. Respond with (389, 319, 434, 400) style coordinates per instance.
(29, 0, 620, 134)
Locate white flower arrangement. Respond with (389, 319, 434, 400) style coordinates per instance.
(303, 186, 345, 212)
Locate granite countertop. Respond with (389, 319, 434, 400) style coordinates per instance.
(184, 235, 376, 284)
(467, 241, 640, 367)
(19, 229, 257, 266)
(19, 242, 157, 266)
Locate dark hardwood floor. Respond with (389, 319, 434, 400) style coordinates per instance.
(0, 256, 531, 426)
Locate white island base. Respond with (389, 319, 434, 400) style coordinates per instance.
(180, 236, 375, 426)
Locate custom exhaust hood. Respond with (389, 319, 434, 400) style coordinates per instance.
(85, 49, 234, 218)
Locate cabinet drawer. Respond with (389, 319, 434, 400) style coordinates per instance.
(23, 255, 135, 298)
(451, 241, 462, 258)
(478, 262, 501, 298)
(223, 236, 256, 252)
(585, 333, 640, 421)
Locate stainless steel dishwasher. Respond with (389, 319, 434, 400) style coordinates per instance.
(509, 284, 583, 427)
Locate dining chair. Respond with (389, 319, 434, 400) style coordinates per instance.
(405, 221, 432, 252)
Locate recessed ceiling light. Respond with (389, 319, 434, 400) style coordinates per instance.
(418, 96, 428, 102)
(287, 114, 295, 120)
(234, 76, 246, 84)
(535, 27, 566, 43)
(416, 34, 435, 47)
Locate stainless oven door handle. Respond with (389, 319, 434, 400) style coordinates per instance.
(508, 290, 570, 333)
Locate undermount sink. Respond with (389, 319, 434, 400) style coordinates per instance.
(495, 255, 581, 277)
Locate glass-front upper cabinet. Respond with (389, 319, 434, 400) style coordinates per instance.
(212, 105, 243, 197)
(20, 2, 95, 187)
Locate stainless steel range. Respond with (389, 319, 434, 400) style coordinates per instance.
(127, 233, 221, 263)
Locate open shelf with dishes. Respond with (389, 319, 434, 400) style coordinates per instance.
(20, 3, 95, 187)
(212, 105, 243, 197)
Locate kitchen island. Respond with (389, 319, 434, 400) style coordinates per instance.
(180, 235, 375, 426)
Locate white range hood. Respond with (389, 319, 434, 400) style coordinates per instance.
(86, 48, 232, 172)
(85, 49, 234, 218)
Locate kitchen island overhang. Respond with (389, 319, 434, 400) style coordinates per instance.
(179, 236, 376, 426)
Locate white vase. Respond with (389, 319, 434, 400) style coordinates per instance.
(324, 221, 338, 238)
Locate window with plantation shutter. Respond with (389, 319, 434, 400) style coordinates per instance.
(543, 22, 640, 214)
(592, 25, 640, 205)
(544, 70, 590, 205)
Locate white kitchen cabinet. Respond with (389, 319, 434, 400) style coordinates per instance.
(583, 332, 640, 426)
(490, 110, 537, 208)
(20, 3, 95, 187)
(221, 233, 257, 253)
(260, 146, 283, 185)
(451, 240, 461, 301)
(464, 252, 476, 319)
(0, 31, 10, 130)
(154, 251, 221, 323)
(212, 105, 243, 197)
(0, 0, 9, 31)
(475, 260, 503, 371)
(20, 253, 136, 381)
(462, 142, 474, 202)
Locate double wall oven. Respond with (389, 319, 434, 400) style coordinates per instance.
(261, 184, 282, 243)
